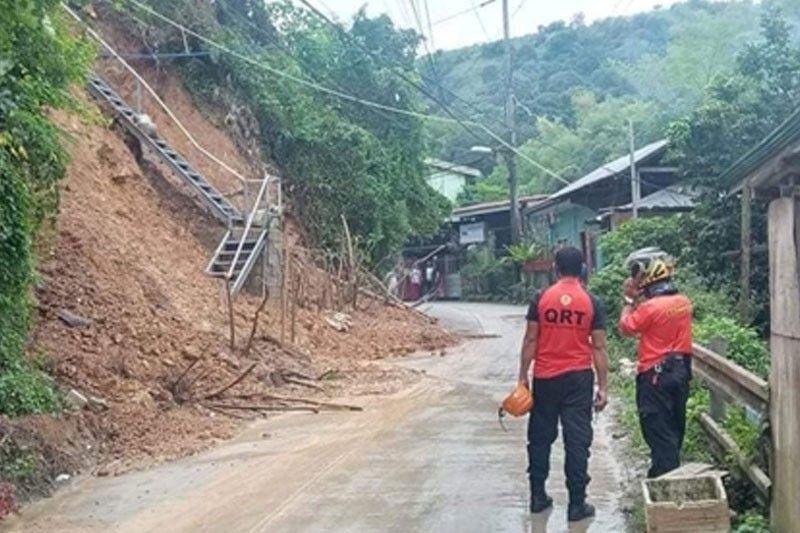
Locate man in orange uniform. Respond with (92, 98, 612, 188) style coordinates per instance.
(619, 247, 693, 478)
(518, 247, 609, 522)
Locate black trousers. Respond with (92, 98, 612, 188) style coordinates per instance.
(527, 369, 594, 502)
(636, 356, 692, 478)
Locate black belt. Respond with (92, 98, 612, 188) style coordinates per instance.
(637, 353, 691, 382)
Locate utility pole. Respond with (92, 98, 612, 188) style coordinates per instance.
(628, 119, 640, 218)
(502, 0, 522, 243)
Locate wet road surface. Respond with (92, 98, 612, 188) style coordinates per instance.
(4, 302, 627, 532)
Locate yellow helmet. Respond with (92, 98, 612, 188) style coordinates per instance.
(625, 247, 675, 289)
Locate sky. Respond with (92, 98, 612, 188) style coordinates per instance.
(308, 0, 687, 51)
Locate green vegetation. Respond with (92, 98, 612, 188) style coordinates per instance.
(422, 1, 799, 202)
(122, 0, 449, 264)
(695, 317, 770, 378)
(459, 244, 515, 301)
(0, 0, 93, 416)
(503, 241, 547, 265)
(589, 216, 768, 524)
(734, 511, 773, 532)
(461, 90, 666, 197)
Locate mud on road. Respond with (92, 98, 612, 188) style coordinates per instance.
(5, 303, 627, 533)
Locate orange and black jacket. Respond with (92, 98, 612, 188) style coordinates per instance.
(526, 277, 606, 379)
(619, 293, 693, 373)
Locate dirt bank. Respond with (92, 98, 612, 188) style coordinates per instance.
(7, 30, 451, 509)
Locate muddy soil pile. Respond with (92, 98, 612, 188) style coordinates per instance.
(18, 17, 451, 495)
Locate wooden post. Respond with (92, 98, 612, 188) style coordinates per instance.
(739, 184, 752, 322)
(629, 119, 639, 218)
(707, 338, 729, 421)
(290, 272, 299, 344)
(767, 196, 800, 531)
(281, 235, 289, 344)
(225, 282, 235, 350)
(502, 0, 522, 243)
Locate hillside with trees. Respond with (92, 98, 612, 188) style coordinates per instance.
(421, 0, 800, 201)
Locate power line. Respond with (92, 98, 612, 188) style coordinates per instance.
(61, 3, 250, 185)
(433, 0, 499, 26)
(470, 0, 493, 41)
(422, 0, 436, 51)
(296, 0, 492, 146)
(117, 0, 569, 184)
(214, 1, 412, 132)
(99, 50, 211, 59)
(405, 0, 439, 80)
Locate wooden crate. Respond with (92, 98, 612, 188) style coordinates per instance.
(643, 475, 730, 532)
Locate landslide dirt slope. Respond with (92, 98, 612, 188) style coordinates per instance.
(26, 25, 451, 483)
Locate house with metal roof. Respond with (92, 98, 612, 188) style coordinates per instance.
(525, 140, 683, 271)
(424, 158, 482, 203)
(451, 194, 550, 251)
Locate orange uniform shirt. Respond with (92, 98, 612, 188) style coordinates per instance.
(619, 293, 693, 373)
(526, 277, 606, 379)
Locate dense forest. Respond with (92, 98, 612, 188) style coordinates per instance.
(420, 0, 800, 200)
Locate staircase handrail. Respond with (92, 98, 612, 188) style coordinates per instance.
(226, 174, 271, 281)
(63, 3, 248, 186)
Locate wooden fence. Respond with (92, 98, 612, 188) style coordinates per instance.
(691, 342, 771, 502)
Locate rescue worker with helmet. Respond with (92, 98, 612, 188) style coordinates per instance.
(517, 246, 610, 522)
(619, 247, 693, 478)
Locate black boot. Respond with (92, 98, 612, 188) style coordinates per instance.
(529, 483, 553, 514)
(567, 501, 596, 522)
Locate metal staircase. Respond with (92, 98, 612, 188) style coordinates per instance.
(87, 75, 243, 226)
(206, 176, 281, 297)
(87, 74, 283, 299)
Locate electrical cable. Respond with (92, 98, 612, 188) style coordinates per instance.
(433, 0, 499, 26)
(214, 1, 412, 132)
(406, 0, 439, 85)
(61, 2, 249, 184)
(296, 0, 488, 146)
(117, 0, 569, 184)
(469, 0, 493, 42)
(422, 0, 436, 52)
(294, 0, 573, 186)
(98, 50, 212, 59)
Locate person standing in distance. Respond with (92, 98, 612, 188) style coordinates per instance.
(619, 247, 693, 478)
(517, 246, 610, 522)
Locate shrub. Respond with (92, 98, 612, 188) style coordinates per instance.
(694, 316, 769, 378)
(734, 511, 772, 533)
(598, 215, 687, 266)
(1, 1, 92, 416)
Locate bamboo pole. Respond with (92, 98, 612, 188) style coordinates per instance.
(225, 282, 236, 350)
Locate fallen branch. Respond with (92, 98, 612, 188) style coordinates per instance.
(358, 283, 435, 324)
(243, 289, 270, 358)
(261, 334, 311, 361)
(282, 370, 317, 382)
(259, 393, 363, 412)
(172, 358, 199, 391)
(283, 376, 324, 391)
(185, 368, 210, 392)
(205, 402, 319, 413)
(202, 403, 254, 420)
(201, 362, 257, 400)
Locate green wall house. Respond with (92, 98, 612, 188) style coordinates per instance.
(424, 158, 482, 203)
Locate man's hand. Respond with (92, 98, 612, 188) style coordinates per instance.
(593, 388, 608, 412)
(623, 277, 642, 300)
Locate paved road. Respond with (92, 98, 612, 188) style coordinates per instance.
(5, 302, 626, 533)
